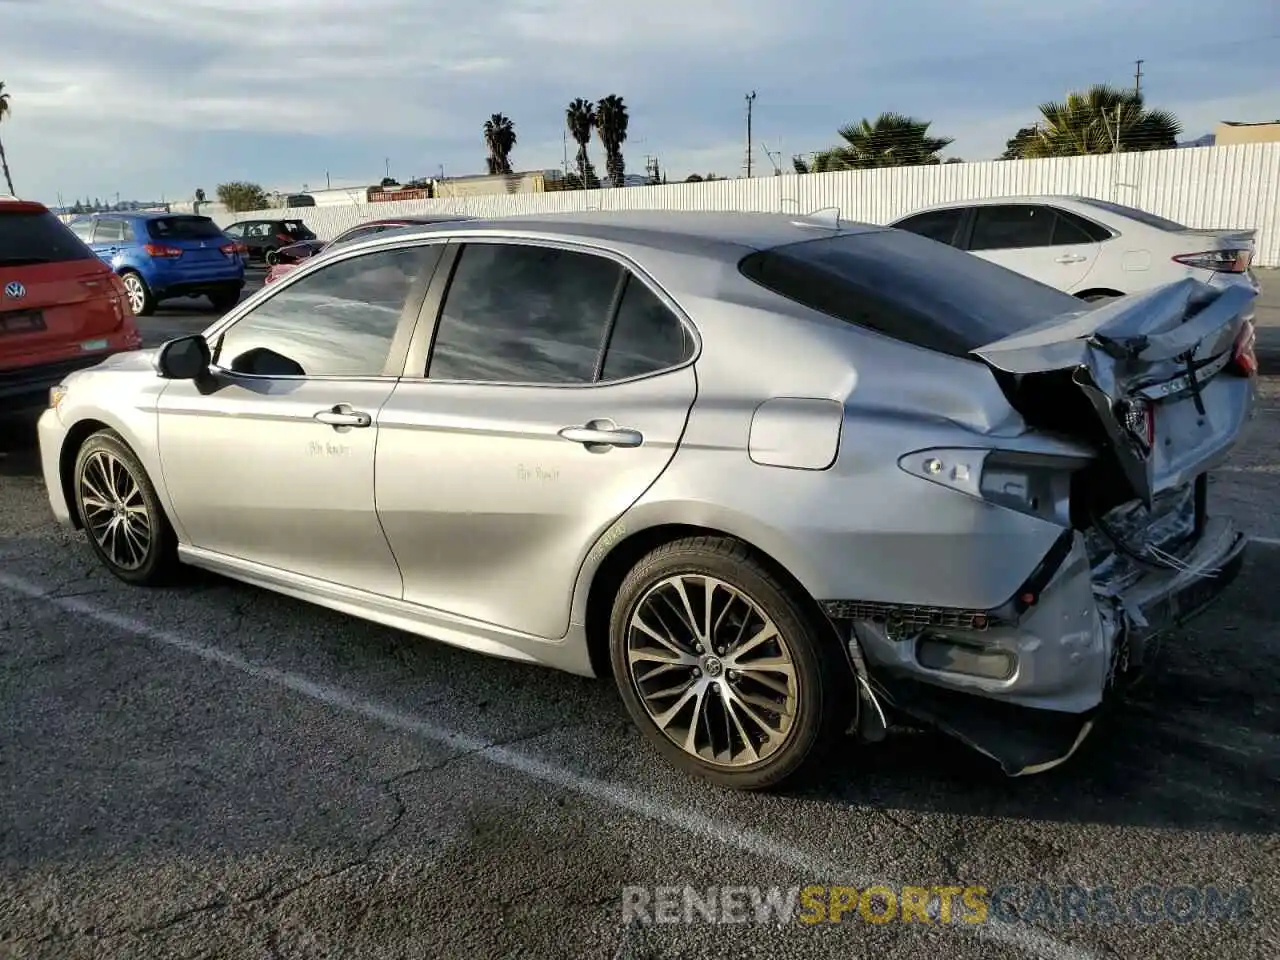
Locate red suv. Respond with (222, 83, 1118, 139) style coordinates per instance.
(0, 199, 141, 413)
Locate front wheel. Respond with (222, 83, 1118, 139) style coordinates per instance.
(120, 271, 155, 316)
(609, 536, 852, 791)
(73, 430, 180, 585)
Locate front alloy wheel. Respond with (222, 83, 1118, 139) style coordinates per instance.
(73, 430, 179, 585)
(610, 537, 852, 790)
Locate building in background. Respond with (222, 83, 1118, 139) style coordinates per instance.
(1213, 120, 1280, 146)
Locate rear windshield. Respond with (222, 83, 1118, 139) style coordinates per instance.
(0, 211, 96, 265)
(147, 216, 224, 240)
(1073, 197, 1187, 232)
(283, 220, 315, 239)
(739, 228, 1083, 358)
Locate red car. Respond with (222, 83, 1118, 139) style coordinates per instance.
(264, 214, 473, 285)
(0, 199, 141, 413)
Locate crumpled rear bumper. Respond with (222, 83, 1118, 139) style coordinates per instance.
(831, 513, 1249, 776)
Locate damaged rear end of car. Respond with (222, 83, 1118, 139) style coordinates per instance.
(884, 278, 1256, 774)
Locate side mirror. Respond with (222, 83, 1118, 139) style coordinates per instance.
(156, 335, 211, 380)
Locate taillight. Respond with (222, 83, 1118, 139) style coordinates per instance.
(143, 243, 183, 259)
(1172, 249, 1252, 273)
(1230, 318, 1258, 377)
(1116, 397, 1155, 453)
(219, 242, 245, 257)
(276, 233, 292, 243)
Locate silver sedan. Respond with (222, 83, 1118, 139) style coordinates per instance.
(36, 210, 1258, 790)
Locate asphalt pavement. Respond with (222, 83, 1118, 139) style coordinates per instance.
(0, 270, 1277, 959)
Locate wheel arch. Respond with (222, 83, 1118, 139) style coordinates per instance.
(58, 418, 114, 530)
(580, 520, 842, 680)
(1075, 287, 1125, 301)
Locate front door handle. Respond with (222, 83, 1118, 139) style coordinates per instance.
(1055, 253, 1087, 264)
(558, 418, 643, 449)
(314, 404, 372, 428)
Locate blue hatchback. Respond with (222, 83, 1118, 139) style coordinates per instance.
(66, 212, 246, 316)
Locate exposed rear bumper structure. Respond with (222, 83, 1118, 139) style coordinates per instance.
(823, 510, 1249, 776)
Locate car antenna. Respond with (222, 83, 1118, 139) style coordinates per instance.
(794, 206, 841, 229)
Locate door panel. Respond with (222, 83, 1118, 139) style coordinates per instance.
(158, 376, 403, 596)
(375, 369, 696, 638)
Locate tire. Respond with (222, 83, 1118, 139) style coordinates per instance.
(1080, 292, 1120, 303)
(264, 248, 280, 266)
(609, 536, 852, 791)
(72, 430, 180, 586)
(208, 287, 241, 312)
(120, 270, 155, 317)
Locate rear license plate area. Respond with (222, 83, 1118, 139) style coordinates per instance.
(0, 309, 46, 335)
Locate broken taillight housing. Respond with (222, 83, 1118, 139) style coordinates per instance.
(1229, 318, 1258, 377)
(1115, 397, 1155, 452)
(1172, 249, 1252, 273)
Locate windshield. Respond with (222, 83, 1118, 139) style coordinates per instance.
(739, 227, 1083, 358)
(147, 216, 225, 240)
(1073, 197, 1188, 232)
(0, 211, 96, 265)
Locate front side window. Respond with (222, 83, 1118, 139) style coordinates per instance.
(215, 245, 440, 377)
(968, 204, 1055, 251)
(68, 219, 95, 242)
(93, 219, 126, 244)
(427, 242, 623, 384)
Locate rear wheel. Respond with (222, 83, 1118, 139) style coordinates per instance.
(264, 248, 280, 266)
(73, 430, 180, 586)
(120, 271, 155, 316)
(208, 287, 241, 312)
(609, 536, 852, 791)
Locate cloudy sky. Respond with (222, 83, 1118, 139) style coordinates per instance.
(1, 0, 1277, 204)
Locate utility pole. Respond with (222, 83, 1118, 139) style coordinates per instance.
(1134, 59, 1143, 98)
(745, 91, 757, 178)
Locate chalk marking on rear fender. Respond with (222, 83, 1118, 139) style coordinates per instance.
(0, 570, 1097, 960)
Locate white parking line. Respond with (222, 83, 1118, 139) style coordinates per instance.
(0, 570, 1095, 960)
(1249, 535, 1280, 547)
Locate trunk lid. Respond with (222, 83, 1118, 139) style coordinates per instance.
(973, 278, 1257, 506)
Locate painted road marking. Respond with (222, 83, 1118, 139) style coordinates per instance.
(0, 570, 1095, 960)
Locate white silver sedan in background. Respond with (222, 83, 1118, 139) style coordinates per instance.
(891, 195, 1260, 301)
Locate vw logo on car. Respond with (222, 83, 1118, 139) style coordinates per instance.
(3, 280, 26, 299)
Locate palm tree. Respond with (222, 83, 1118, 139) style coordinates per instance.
(483, 113, 517, 175)
(565, 98, 599, 189)
(804, 113, 953, 170)
(0, 82, 15, 195)
(1020, 84, 1181, 158)
(594, 94, 629, 188)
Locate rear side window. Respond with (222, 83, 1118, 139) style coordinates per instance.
(738, 228, 1082, 358)
(968, 205, 1054, 250)
(428, 242, 622, 384)
(284, 220, 316, 239)
(1052, 209, 1112, 244)
(0, 211, 98, 264)
(893, 208, 965, 246)
(148, 216, 224, 240)
(1073, 197, 1187, 232)
(601, 278, 694, 380)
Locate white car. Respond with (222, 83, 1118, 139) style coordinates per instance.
(890, 195, 1260, 301)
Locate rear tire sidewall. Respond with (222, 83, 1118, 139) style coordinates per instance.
(120, 270, 155, 316)
(73, 431, 178, 586)
(265, 248, 279, 265)
(608, 537, 850, 791)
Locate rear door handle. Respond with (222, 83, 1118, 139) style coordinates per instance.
(558, 419, 643, 449)
(314, 404, 372, 428)
(1055, 254, 1088, 264)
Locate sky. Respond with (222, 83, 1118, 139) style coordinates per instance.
(0, 0, 1277, 205)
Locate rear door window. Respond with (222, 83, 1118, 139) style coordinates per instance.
(0, 210, 96, 264)
(69, 219, 95, 242)
(147, 216, 224, 240)
(968, 204, 1055, 250)
(893, 208, 966, 246)
(738, 228, 1082, 358)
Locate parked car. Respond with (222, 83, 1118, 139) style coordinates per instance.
(0, 199, 141, 413)
(66, 212, 245, 317)
(890, 195, 1260, 301)
(222, 219, 317, 264)
(264, 215, 474, 285)
(35, 211, 1256, 791)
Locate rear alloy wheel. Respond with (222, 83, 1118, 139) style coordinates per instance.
(120, 271, 155, 316)
(73, 430, 179, 585)
(264, 248, 280, 266)
(610, 536, 851, 790)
